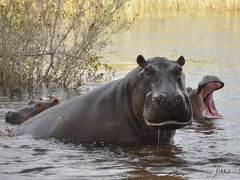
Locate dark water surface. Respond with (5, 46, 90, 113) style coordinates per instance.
(1, 15, 240, 179)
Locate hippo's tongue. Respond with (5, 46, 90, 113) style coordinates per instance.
(144, 119, 192, 130)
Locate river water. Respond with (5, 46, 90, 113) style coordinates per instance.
(1, 15, 240, 179)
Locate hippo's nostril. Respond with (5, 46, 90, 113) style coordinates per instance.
(155, 94, 166, 102)
(175, 95, 183, 103)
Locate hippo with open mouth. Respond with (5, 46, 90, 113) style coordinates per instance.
(187, 76, 224, 119)
(17, 55, 192, 144)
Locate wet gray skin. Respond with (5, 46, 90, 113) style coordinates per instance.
(187, 75, 224, 120)
(5, 99, 59, 125)
(17, 55, 192, 144)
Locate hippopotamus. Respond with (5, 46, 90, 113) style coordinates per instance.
(187, 76, 224, 119)
(5, 99, 59, 125)
(17, 55, 192, 144)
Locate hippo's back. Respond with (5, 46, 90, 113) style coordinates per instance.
(17, 79, 133, 142)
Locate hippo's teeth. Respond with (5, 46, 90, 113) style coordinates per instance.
(144, 119, 192, 130)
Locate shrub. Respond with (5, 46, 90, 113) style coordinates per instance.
(0, 0, 130, 95)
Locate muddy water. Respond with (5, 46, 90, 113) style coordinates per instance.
(1, 15, 240, 179)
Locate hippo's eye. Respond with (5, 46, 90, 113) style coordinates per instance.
(176, 67, 182, 76)
(144, 68, 151, 77)
(178, 70, 182, 75)
(35, 103, 43, 109)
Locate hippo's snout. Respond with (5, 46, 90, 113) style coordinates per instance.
(5, 111, 24, 125)
(143, 91, 192, 130)
(5, 111, 15, 122)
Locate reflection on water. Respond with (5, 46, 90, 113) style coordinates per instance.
(1, 14, 240, 179)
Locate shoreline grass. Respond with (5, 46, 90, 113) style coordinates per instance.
(125, 0, 240, 19)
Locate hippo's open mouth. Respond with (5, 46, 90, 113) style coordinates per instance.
(199, 82, 223, 119)
(144, 118, 192, 130)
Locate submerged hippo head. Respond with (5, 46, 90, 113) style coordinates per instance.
(188, 76, 224, 119)
(5, 99, 59, 125)
(132, 55, 192, 130)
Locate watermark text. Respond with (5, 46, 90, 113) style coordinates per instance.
(206, 165, 240, 177)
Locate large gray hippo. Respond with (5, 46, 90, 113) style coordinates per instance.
(187, 76, 224, 120)
(17, 55, 192, 144)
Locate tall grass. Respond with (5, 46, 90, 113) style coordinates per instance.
(125, 0, 240, 19)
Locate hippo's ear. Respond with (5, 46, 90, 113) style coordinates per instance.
(51, 99, 59, 106)
(176, 56, 185, 67)
(137, 55, 147, 68)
